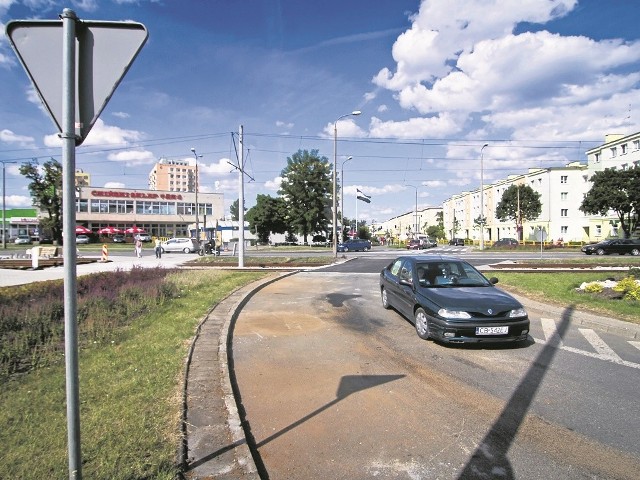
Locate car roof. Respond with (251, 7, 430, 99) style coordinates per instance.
(394, 255, 464, 263)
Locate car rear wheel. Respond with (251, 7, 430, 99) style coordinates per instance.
(414, 308, 430, 340)
(596, 248, 606, 255)
(381, 287, 391, 309)
(183, 247, 191, 253)
(632, 248, 640, 256)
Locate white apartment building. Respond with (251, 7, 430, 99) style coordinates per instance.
(371, 206, 442, 243)
(441, 132, 640, 244)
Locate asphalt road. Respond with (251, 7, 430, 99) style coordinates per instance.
(232, 257, 640, 480)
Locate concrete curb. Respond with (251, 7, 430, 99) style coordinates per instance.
(182, 272, 296, 479)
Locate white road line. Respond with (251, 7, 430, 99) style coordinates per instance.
(579, 328, 622, 361)
(540, 317, 564, 347)
(629, 341, 640, 351)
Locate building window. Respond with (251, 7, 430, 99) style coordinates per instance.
(560, 175, 568, 184)
(560, 226, 568, 234)
(621, 143, 627, 154)
(560, 209, 568, 217)
(560, 192, 568, 201)
(594, 153, 600, 163)
(610, 147, 617, 157)
(632, 140, 639, 151)
(595, 225, 602, 237)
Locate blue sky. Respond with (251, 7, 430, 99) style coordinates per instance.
(1, 0, 639, 224)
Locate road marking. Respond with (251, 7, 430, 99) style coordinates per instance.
(533, 319, 640, 370)
(541, 317, 564, 347)
(579, 328, 622, 361)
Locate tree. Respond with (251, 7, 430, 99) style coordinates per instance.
(246, 194, 289, 244)
(580, 166, 640, 238)
(19, 158, 63, 244)
(278, 149, 332, 244)
(495, 184, 542, 239)
(230, 199, 246, 221)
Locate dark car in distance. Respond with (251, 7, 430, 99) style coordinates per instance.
(337, 238, 371, 252)
(493, 237, 519, 248)
(449, 238, 465, 246)
(112, 234, 126, 243)
(380, 255, 529, 344)
(581, 239, 640, 256)
(406, 239, 424, 250)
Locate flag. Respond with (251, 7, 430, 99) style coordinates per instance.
(356, 188, 371, 203)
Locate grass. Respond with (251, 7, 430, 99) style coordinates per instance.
(489, 271, 640, 324)
(0, 269, 267, 480)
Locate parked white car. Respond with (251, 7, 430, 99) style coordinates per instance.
(76, 234, 90, 244)
(160, 237, 199, 253)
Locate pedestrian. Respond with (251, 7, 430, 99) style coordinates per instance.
(155, 238, 162, 259)
(135, 237, 142, 258)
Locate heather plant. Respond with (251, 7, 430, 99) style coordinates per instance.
(0, 266, 179, 381)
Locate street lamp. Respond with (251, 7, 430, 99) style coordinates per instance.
(190, 148, 202, 241)
(405, 184, 418, 235)
(333, 110, 361, 257)
(480, 143, 489, 250)
(340, 155, 353, 243)
(1, 160, 17, 250)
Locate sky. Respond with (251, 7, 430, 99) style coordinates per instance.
(1, 0, 639, 224)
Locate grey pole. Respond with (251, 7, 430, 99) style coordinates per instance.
(238, 125, 245, 267)
(1, 161, 17, 249)
(340, 156, 352, 243)
(480, 143, 488, 250)
(61, 8, 82, 479)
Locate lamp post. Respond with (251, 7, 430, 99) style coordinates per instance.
(333, 111, 361, 257)
(480, 143, 489, 250)
(405, 184, 418, 235)
(190, 148, 202, 241)
(1, 160, 17, 249)
(340, 155, 352, 243)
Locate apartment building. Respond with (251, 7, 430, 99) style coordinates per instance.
(148, 157, 196, 192)
(442, 131, 640, 244)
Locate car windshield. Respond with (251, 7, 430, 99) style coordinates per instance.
(415, 261, 490, 287)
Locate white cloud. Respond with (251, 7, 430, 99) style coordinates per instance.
(6, 194, 33, 208)
(321, 117, 367, 138)
(0, 128, 35, 146)
(264, 176, 282, 191)
(43, 118, 145, 147)
(200, 157, 237, 176)
(106, 149, 156, 166)
(104, 181, 126, 189)
(369, 0, 640, 144)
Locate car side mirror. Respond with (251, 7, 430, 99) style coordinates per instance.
(399, 278, 413, 287)
(489, 277, 499, 284)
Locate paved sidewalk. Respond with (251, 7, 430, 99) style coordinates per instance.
(0, 252, 191, 287)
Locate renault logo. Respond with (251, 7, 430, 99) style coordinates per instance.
(487, 308, 493, 315)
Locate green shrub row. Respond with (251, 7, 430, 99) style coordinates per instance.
(0, 266, 179, 381)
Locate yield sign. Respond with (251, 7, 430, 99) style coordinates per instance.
(6, 19, 148, 145)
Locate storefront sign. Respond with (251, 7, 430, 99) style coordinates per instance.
(90, 190, 183, 200)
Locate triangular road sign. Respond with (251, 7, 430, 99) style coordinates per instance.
(6, 19, 148, 145)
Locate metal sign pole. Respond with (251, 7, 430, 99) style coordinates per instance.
(61, 9, 82, 480)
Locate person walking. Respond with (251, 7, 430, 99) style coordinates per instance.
(135, 237, 142, 258)
(155, 238, 162, 259)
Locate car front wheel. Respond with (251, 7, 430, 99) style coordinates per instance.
(183, 247, 192, 253)
(631, 248, 640, 256)
(381, 287, 391, 309)
(414, 308, 431, 340)
(596, 248, 606, 255)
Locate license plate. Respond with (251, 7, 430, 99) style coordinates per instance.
(476, 326, 509, 335)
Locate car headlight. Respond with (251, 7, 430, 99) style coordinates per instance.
(509, 307, 527, 318)
(438, 308, 471, 319)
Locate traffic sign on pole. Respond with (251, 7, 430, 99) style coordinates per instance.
(6, 18, 148, 145)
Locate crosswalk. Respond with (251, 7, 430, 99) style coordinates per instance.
(535, 317, 640, 369)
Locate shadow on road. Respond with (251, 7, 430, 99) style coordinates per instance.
(456, 305, 575, 479)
